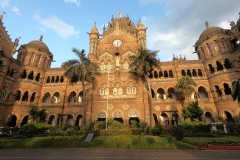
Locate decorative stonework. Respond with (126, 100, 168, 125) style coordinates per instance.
(108, 104, 113, 110)
(155, 106, 160, 111)
(122, 103, 129, 110)
(128, 109, 139, 117)
(166, 105, 171, 111)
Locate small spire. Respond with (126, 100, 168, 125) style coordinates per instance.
(205, 21, 209, 28)
(39, 35, 43, 41)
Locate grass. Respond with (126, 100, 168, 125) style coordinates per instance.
(0, 134, 239, 149)
(0, 135, 194, 149)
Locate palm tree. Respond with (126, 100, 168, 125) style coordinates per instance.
(176, 76, 196, 105)
(232, 79, 240, 106)
(28, 106, 47, 123)
(61, 48, 96, 127)
(129, 47, 159, 127)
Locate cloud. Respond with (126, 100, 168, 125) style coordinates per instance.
(138, 0, 240, 61)
(35, 15, 79, 40)
(12, 6, 21, 15)
(64, 0, 80, 6)
(0, 0, 10, 8)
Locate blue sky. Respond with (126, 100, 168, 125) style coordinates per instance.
(1, 0, 240, 68)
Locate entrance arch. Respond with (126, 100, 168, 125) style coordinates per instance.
(153, 113, 158, 125)
(66, 114, 73, 126)
(204, 112, 215, 124)
(113, 109, 123, 124)
(224, 111, 234, 123)
(128, 109, 140, 125)
(20, 115, 29, 127)
(6, 115, 17, 127)
(97, 110, 106, 121)
(75, 114, 83, 127)
(160, 112, 169, 125)
(48, 115, 56, 126)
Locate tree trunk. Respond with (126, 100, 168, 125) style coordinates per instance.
(81, 79, 86, 129)
(146, 79, 154, 127)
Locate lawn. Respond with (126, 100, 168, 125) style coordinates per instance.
(0, 135, 194, 149)
(0, 134, 239, 149)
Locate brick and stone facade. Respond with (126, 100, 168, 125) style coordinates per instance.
(0, 14, 240, 127)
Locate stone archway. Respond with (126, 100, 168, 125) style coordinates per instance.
(224, 111, 234, 123)
(48, 115, 56, 126)
(6, 115, 17, 127)
(66, 114, 73, 126)
(97, 110, 106, 122)
(160, 112, 169, 125)
(128, 109, 140, 125)
(20, 115, 29, 127)
(113, 109, 123, 124)
(75, 114, 83, 127)
(153, 113, 158, 125)
(204, 112, 215, 124)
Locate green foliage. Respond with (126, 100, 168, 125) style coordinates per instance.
(130, 120, 138, 128)
(95, 121, 106, 129)
(21, 123, 52, 137)
(171, 125, 184, 141)
(138, 122, 147, 131)
(182, 101, 203, 121)
(28, 106, 47, 123)
(84, 122, 94, 131)
(149, 126, 162, 136)
(144, 126, 151, 134)
(131, 128, 142, 135)
(176, 76, 196, 100)
(146, 137, 155, 144)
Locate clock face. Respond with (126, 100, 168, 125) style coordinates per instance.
(113, 39, 122, 47)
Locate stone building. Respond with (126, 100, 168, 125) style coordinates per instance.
(0, 13, 240, 127)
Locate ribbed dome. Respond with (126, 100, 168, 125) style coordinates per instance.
(26, 40, 50, 53)
(199, 27, 225, 41)
(137, 21, 146, 30)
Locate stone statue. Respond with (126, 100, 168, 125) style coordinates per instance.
(230, 21, 238, 32)
(11, 38, 19, 55)
(115, 55, 120, 67)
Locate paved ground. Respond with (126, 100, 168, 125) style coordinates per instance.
(0, 148, 239, 160)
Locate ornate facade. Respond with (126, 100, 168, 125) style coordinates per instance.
(0, 13, 240, 128)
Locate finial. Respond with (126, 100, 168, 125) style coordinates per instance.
(0, 12, 6, 20)
(39, 35, 43, 41)
(205, 21, 209, 28)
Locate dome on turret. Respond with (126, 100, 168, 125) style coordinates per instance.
(199, 26, 225, 41)
(137, 20, 146, 30)
(25, 40, 51, 54)
(90, 23, 99, 34)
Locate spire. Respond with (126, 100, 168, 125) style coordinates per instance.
(90, 22, 99, 34)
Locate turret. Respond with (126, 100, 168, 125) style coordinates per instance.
(88, 23, 99, 55)
(137, 20, 147, 49)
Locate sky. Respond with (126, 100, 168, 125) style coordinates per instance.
(0, 0, 240, 68)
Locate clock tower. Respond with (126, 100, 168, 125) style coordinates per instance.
(87, 13, 149, 125)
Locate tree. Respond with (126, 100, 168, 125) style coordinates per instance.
(237, 15, 240, 32)
(182, 101, 203, 121)
(129, 47, 159, 126)
(61, 48, 96, 127)
(176, 76, 196, 105)
(28, 106, 47, 123)
(232, 79, 240, 106)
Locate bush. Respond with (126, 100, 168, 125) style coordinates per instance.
(21, 124, 38, 137)
(85, 122, 94, 131)
(95, 121, 106, 130)
(138, 122, 147, 131)
(171, 125, 184, 141)
(149, 127, 161, 136)
(130, 120, 138, 128)
(144, 126, 150, 135)
(131, 128, 142, 135)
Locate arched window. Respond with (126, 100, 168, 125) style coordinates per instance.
(55, 76, 59, 83)
(224, 59, 233, 69)
(216, 61, 223, 71)
(132, 87, 137, 94)
(208, 64, 215, 74)
(127, 87, 131, 95)
(15, 90, 21, 101)
(100, 88, 104, 95)
(215, 85, 222, 97)
(198, 69, 203, 76)
(181, 70, 186, 76)
(22, 91, 29, 101)
(156, 88, 166, 100)
(164, 71, 168, 77)
(223, 83, 231, 95)
(68, 91, 76, 102)
(159, 71, 163, 78)
(52, 92, 60, 104)
(46, 76, 50, 83)
(42, 92, 51, 103)
(51, 76, 55, 83)
(30, 52, 35, 62)
(21, 70, 27, 79)
(28, 71, 34, 80)
(213, 40, 219, 52)
(100, 62, 104, 70)
(198, 86, 209, 98)
(30, 92, 36, 102)
(187, 69, 192, 77)
(35, 73, 41, 81)
(107, 61, 111, 70)
(169, 70, 174, 78)
(60, 76, 64, 82)
(37, 54, 41, 64)
(206, 43, 213, 57)
(192, 69, 197, 77)
(154, 71, 158, 78)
